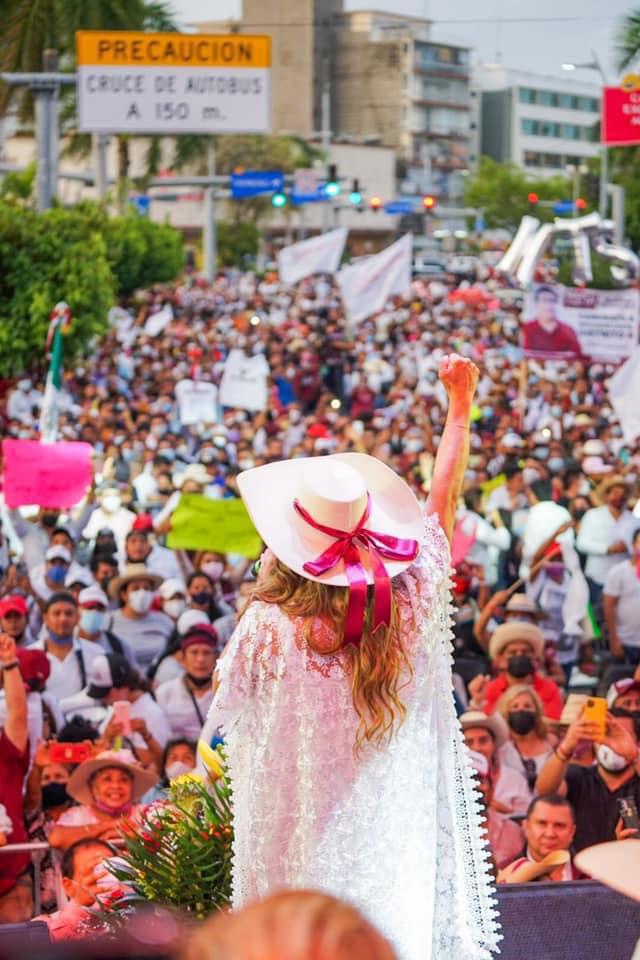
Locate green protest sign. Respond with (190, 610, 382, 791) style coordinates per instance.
(167, 494, 262, 557)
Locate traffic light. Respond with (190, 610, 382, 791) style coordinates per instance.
(349, 178, 362, 205)
(271, 191, 287, 208)
(325, 164, 340, 197)
(369, 195, 382, 212)
(575, 197, 587, 210)
(527, 192, 539, 207)
(422, 194, 437, 211)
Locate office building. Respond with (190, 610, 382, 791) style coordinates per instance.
(472, 64, 601, 176)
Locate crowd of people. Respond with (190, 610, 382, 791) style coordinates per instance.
(1, 266, 640, 942)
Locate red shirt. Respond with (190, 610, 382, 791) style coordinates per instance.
(522, 320, 582, 359)
(0, 729, 30, 895)
(482, 673, 563, 720)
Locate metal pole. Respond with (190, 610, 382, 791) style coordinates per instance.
(35, 90, 52, 211)
(202, 137, 217, 280)
(321, 68, 331, 232)
(43, 50, 59, 207)
(95, 134, 109, 199)
(599, 146, 609, 218)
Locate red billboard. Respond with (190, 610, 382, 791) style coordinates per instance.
(602, 85, 640, 145)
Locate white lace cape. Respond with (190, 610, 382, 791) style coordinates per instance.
(205, 515, 501, 960)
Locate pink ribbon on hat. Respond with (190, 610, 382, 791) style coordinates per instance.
(293, 494, 419, 647)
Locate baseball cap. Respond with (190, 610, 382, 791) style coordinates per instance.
(606, 678, 640, 709)
(87, 653, 135, 700)
(0, 595, 28, 617)
(46, 545, 72, 563)
(78, 585, 109, 608)
(158, 578, 186, 601)
(132, 514, 154, 532)
(180, 624, 219, 652)
(16, 648, 50, 692)
(177, 609, 211, 637)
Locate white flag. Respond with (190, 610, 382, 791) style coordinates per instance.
(219, 350, 269, 412)
(144, 303, 173, 337)
(278, 227, 347, 286)
(337, 234, 412, 322)
(607, 347, 640, 445)
(175, 379, 219, 426)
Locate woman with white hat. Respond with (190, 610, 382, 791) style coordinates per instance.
(201, 356, 499, 960)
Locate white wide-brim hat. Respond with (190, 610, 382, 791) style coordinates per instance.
(575, 840, 640, 902)
(237, 453, 423, 587)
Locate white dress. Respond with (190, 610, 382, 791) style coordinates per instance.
(205, 515, 500, 960)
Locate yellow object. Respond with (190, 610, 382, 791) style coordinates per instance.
(76, 31, 271, 68)
(198, 740, 225, 780)
(583, 696, 607, 741)
(167, 493, 262, 557)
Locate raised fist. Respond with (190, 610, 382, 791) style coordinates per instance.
(438, 355, 479, 405)
(0, 633, 17, 666)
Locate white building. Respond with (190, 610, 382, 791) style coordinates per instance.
(472, 64, 601, 177)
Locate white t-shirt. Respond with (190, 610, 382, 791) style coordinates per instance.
(603, 559, 640, 648)
(109, 610, 173, 671)
(577, 506, 638, 585)
(99, 692, 171, 750)
(493, 761, 532, 816)
(155, 676, 214, 742)
(31, 637, 103, 701)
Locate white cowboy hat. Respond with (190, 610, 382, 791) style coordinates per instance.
(459, 710, 509, 748)
(66, 749, 158, 805)
(575, 840, 640, 902)
(237, 453, 423, 587)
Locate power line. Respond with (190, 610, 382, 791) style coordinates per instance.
(192, 15, 622, 27)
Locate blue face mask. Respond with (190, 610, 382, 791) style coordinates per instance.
(548, 457, 565, 472)
(48, 629, 74, 646)
(80, 609, 107, 635)
(482, 406, 494, 418)
(47, 565, 68, 585)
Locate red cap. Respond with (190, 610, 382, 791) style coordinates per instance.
(0, 595, 28, 618)
(307, 422, 329, 439)
(180, 624, 219, 652)
(132, 513, 154, 532)
(16, 648, 50, 692)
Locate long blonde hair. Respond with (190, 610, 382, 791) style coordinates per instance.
(248, 558, 411, 749)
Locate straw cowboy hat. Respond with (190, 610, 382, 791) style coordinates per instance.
(237, 453, 423, 646)
(66, 749, 158, 805)
(108, 563, 163, 600)
(498, 850, 571, 884)
(488, 621, 545, 662)
(505, 593, 548, 621)
(596, 473, 631, 499)
(459, 710, 509, 748)
(575, 840, 640, 902)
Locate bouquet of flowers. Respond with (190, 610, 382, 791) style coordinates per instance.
(107, 769, 233, 920)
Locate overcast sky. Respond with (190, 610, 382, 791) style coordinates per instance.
(173, 0, 636, 81)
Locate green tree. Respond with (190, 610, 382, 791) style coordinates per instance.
(463, 157, 575, 230)
(217, 221, 260, 267)
(617, 9, 640, 68)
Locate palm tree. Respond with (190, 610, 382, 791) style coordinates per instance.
(617, 9, 640, 69)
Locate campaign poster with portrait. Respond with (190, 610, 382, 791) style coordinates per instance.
(522, 283, 639, 362)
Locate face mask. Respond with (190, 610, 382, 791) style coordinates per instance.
(165, 760, 194, 781)
(596, 744, 630, 773)
(573, 509, 587, 522)
(48, 629, 74, 646)
(159, 448, 175, 462)
(151, 424, 166, 437)
(128, 588, 153, 614)
(18, 379, 32, 391)
(80, 609, 107, 634)
(507, 654, 534, 679)
(191, 591, 212, 607)
(201, 561, 224, 581)
(164, 598, 186, 620)
(533, 447, 549, 460)
(186, 672, 212, 688)
(47, 565, 68, 585)
(41, 514, 58, 529)
(200, 449, 216, 464)
(100, 576, 113, 593)
(548, 457, 565, 472)
(238, 458, 255, 470)
(507, 710, 537, 735)
(41, 782, 70, 809)
(102, 494, 121, 514)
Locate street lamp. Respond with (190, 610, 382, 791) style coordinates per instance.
(562, 50, 608, 218)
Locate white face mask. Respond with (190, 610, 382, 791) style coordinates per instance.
(201, 561, 224, 581)
(128, 588, 153, 614)
(102, 494, 122, 514)
(596, 744, 630, 773)
(164, 598, 186, 620)
(165, 760, 194, 781)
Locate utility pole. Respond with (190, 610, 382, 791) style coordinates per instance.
(95, 134, 109, 200)
(202, 137, 217, 280)
(1, 60, 75, 211)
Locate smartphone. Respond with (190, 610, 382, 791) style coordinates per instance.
(582, 696, 607, 741)
(112, 699, 132, 736)
(49, 741, 92, 765)
(618, 796, 640, 834)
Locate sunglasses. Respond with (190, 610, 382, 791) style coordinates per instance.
(251, 559, 261, 578)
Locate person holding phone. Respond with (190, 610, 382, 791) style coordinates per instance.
(536, 704, 640, 851)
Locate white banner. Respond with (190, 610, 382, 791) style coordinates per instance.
(607, 347, 640, 444)
(175, 379, 219, 425)
(336, 234, 412, 322)
(522, 283, 639, 362)
(144, 304, 174, 337)
(219, 350, 269, 412)
(277, 228, 347, 286)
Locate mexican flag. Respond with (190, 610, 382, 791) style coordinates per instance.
(39, 302, 71, 444)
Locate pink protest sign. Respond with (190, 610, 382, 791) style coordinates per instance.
(2, 439, 93, 508)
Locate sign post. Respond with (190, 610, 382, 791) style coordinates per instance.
(75, 31, 271, 134)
